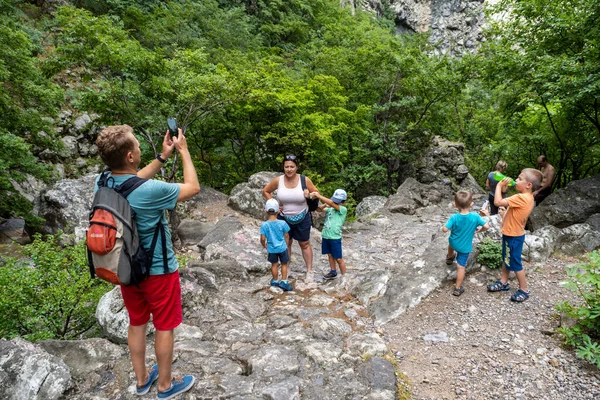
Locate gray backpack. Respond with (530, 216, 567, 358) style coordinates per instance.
(86, 170, 167, 286)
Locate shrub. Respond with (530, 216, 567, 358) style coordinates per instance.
(477, 237, 502, 269)
(0, 232, 111, 341)
(556, 251, 600, 368)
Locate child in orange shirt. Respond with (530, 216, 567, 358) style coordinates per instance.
(487, 168, 542, 302)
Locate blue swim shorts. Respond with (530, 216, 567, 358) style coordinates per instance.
(502, 234, 525, 272)
(455, 252, 470, 267)
(268, 250, 289, 264)
(322, 238, 343, 259)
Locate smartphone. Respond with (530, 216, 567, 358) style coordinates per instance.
(167, 118, 178, 138)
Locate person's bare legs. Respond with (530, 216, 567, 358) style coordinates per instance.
(287, 237, 293, 265)
(128, 324, 148, 387)
(281, 262, 289, 280)
(327, 254, 336, 272)
(155, 329, 174, 392)
(271, 262, 279, 280)
(455, 265, 466, 288)
(447, 245, 455, 259)
(514, 269, 528, 292)
(298, 240, 313, 272)
(336, 258, 346, 275)
(499, 262, 510, 284)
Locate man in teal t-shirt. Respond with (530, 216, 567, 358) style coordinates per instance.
(95, 124, 200, 398)
(311, 189, 348, 280)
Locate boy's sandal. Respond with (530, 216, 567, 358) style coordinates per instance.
(487, 280, 510, 292)
(511, 289, 530, 302)
(452, 286, 464, 296)
(445, 254, 456, 265)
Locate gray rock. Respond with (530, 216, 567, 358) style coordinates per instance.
(261, 378, 301, 400)
(176, 219, 213, 245)
(586, 213, 600, 232)
(357, 357, 396, 392)
(228, 171, 280, 219)
(309, 317, 352, 341)
(73, 113, 92, 133)
(39, 174, 96, 234)
(355, 196, 387, 219)
(58, 136, 78, 159)
(554, 224, 600, 255)
(245, 345, 300, 377)
(95, 287, 154, 344)
(346, 333, 387, 357)
(423, 331, 449, 342)
(0, 218, 29, 244)
(0, 338, 72, 400)
(529, 174, 600, 231)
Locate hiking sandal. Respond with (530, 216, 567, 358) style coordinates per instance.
(445, 254, 456, 265)
(487, 280, 510, 292)
(452, 286, 464, 296)
(511, 289, 530, 302)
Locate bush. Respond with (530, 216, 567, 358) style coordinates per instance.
(476, 237, 502, 269)
(0, 232, 111, 341)
(556, 251, 600, 368)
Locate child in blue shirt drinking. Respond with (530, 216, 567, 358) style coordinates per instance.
(443, 190, 489, 296)
(260, 198, 293, 291)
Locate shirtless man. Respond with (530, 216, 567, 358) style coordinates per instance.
(533, 155, 555, 206)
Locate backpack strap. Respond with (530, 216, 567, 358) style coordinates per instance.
(147, 222, 170, 274)
(300, 175, 307, 191)
(115, 176, 148, 199)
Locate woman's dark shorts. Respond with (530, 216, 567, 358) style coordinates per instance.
(278, 212, 311, 242)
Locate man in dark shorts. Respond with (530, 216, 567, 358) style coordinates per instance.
(533, 155, 555, 206)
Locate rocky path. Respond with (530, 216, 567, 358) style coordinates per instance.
(382, 257, 600, 400)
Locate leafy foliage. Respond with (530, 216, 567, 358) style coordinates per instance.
(0, 232, 111, 341)
(556, 251, 600, 368)
(476, 237, 502, 269)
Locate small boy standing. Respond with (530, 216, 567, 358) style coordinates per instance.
(443, 191, 489, 296)
(487, 168, 542, 302)
(260, 198, 293, 291)
(311, 189, 348, 280)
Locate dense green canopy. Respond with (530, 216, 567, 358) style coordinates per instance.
(1, 0, 599, 225)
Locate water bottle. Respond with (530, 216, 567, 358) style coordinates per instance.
(482, 200, 489, 210)
(493, 172, 516, 186)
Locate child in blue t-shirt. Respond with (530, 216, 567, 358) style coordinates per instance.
(260, 198, 292, 291)
(442, 190, 489, 296)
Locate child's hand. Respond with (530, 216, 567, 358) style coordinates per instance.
(310, 191, 319, 199)
(499, 177, 512, 188)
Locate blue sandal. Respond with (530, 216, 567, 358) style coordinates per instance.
(487, 280, 510, 292)
(511, 289, 530, 302)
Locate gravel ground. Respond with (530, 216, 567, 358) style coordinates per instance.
(383, 257, 600, 400)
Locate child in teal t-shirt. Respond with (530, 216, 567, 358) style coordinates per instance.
(442, 190, 489, 296)
(311, 189, 348, 280)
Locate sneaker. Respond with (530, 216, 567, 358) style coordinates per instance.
(135, 365, 158, 395)
(157, 375, 195, 400)
(278, 280, 293, 291)
(323, 271, 338, 280)
(270, 279, 279, 287)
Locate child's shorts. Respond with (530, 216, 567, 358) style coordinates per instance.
(322, 238, 343, 259)
(268, 250, 289, 264)
(502, 234, 525, 271)
(456, 252, 470, 267)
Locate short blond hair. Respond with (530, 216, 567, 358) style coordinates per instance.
(522, 168, 543, 191)
(96, 125, 136, 169)
(454, 190, 472, 209)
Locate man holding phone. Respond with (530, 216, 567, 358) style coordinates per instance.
(95, 124, 199, 398)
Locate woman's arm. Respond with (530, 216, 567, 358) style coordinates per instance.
(262, 176, 279, 200)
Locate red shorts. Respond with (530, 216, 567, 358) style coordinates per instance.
(120, 271, 182, 331)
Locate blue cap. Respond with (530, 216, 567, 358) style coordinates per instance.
(331, 189, 347, 204)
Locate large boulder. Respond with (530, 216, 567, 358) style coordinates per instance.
(38, 174, 96, 236)
(386, 178, 452, 215)
(176, 219, 213, 245)
(529, 174, 600, 231)
(176, 186, 229, 221)
(228, 172, 280, 219)
(355, 196, 387, 220)
(95, 287, 154, 344)
(0, 338, 72, 400)
(0, 218, 30, 244)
